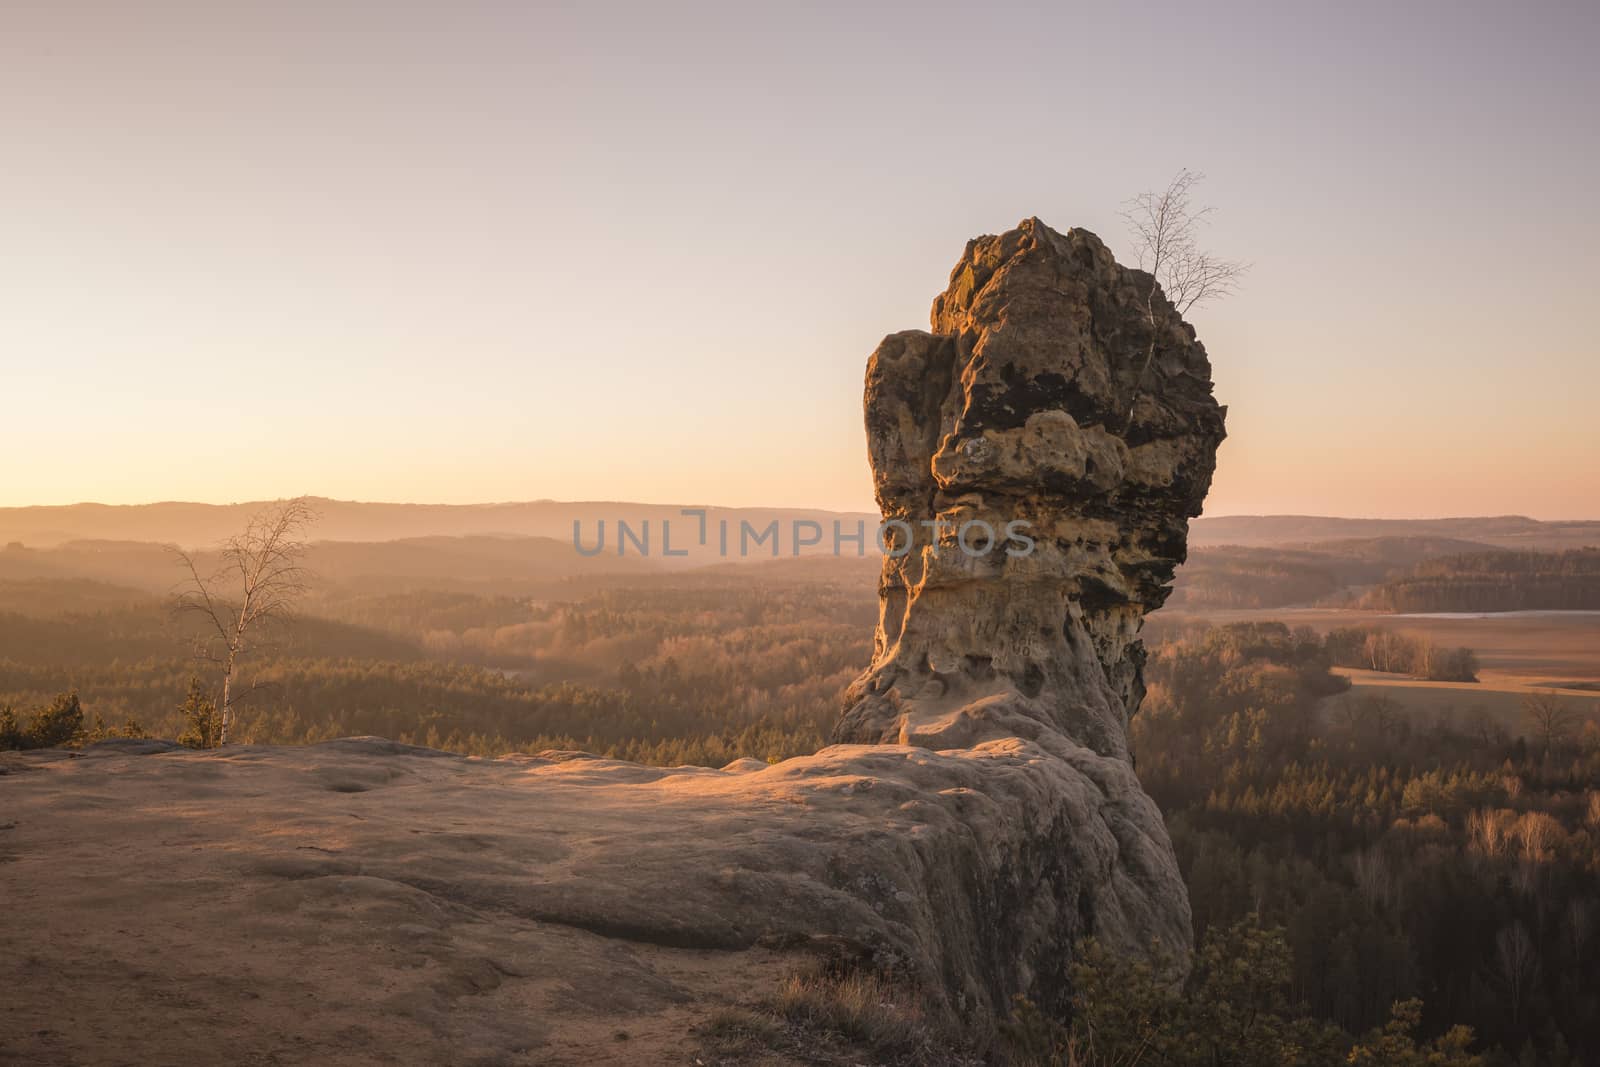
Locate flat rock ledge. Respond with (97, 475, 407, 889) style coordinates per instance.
(2, 734, 1183, 1064)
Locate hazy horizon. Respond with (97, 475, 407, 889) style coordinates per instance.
(4, 2, 1597, 518)
(4, 493, 1600, 525)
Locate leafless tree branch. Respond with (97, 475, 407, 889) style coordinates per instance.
(1119, 169, 1249, 420)
(168, 497, 318, 744)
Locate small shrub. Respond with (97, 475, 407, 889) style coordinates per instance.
(87, 715, 152, 743)
(177, 678, 223, 749)
(0, 705, 20, 750)
(18, 692, 85, 749)
(1000, 995, 1077, 1066)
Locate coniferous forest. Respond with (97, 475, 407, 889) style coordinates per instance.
(1357, 549, 1600, 614)
(4, 567, 1599, 1063)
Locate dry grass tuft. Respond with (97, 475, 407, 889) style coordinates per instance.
(694, 960, 978, 1066)
(774, 967, 932, 1056)
(700, 1007, 785, 1047)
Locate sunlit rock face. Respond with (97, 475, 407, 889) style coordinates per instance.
(837, 217, 1227, 757)
(826, 217, 1226, 1008)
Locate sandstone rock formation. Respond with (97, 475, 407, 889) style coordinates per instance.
(824, 215, 1226, 1015)
(0, 219, 1223, 1066)
(839, 217, 1226, 755)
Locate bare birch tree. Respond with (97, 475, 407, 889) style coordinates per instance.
(1522, 690, 1575, 756)
(1494, 920, 1538, 1028)
(1120, 169, 1248, 417)
(172, 497, 317, 745)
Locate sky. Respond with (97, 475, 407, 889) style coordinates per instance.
(2, 1, 1597, 518)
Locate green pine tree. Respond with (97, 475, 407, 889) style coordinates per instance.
(25, 692, 85, 749)
(176, 678, 223, 750)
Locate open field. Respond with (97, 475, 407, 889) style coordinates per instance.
(1153, 607, 1600, 738)
(1328, 668, 1600, 738)
(1153, 607, 1600, 682)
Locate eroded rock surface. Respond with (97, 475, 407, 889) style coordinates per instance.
(839, 217, 1226, 754)
(0, 219, 1223, 1065)
(819, 215, 1228, 1021)
(0, 737, 1185, 1064)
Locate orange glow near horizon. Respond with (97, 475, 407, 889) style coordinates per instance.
(1, 5, 1595, 520)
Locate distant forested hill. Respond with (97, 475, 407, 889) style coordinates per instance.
(1164, 536, 1495, 610)
(4, 499, 1596, 554)
(1188, 514, 1600, 550)
(1359, 548, 1600, 612)
(0, 497, 879, 559)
